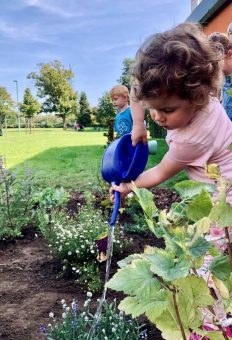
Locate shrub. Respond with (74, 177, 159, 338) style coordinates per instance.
(0, 167, 36, 239)
(39, 204, 130, 292)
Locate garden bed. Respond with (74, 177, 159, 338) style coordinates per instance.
(0, 187, 179, 340)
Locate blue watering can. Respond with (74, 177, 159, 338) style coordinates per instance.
(101, 133, 148, 226)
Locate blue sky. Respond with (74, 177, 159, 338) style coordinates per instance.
(1, 0, 191, 107)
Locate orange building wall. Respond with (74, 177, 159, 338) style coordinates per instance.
(203, 2, 232, 34)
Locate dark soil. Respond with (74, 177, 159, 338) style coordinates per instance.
(0, 188, 179, 340)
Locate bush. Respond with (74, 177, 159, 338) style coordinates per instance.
(38, 203, 130, 292)
(0, 167, 37, 239)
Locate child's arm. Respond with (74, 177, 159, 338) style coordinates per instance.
(110, 155, 185, 200)
(130, 86, 147, 146)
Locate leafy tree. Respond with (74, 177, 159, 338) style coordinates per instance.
(28, 60, 78, 128)
(96, 92, 116, 144)
(77, 92, 92, 126)
(0, 87, 14, 136)
(118, 58, 134, 91)
(20, 88, 41, 133)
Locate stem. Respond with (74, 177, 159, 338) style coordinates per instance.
(225, 227, 232, 267)
(172, 288, 187, 340)
(4, 175, 13, 228)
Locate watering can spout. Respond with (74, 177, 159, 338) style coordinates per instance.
(109, 182, 120, 227)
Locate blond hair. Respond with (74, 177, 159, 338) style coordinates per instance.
(110, 85, 129, 100)
(131, 22, 223, 109)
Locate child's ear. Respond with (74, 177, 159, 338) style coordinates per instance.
(227, 49, 232, 58)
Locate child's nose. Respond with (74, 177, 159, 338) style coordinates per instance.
(151, 109, 164, 122)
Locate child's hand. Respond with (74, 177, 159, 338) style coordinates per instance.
(109, 182, 132, 202)
(131, 123, 147, 146)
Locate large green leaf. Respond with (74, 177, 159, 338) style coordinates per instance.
(119, 289, 169, 320)
(188, 237, 211, 258)
(132, 184, 157, 220)
(174, 180, 215, 200)
(107, 259, 160, 298)
(186, 189, 213, 222)
(148, 249, 190, 281)
(209, 255, 232, 281)
(174, 275, 214, 308)
(155, 276, 215, 340)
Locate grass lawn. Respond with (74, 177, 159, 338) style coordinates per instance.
(0, 128, 187, 190)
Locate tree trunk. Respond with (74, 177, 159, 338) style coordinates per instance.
(62, 115, 66, 129)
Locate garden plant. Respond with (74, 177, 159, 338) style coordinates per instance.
(107, 165, 232, 340)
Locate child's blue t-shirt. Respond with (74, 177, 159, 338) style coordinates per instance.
(222, 76, 232, 121)
(114, 107, 133, 137)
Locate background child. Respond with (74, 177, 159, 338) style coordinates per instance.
(110, 85, 133, 137)
(208, 32, 232, 120)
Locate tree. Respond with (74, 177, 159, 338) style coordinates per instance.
(0, 87, 14, 136)
(118, 58, 134, 91)
(28, 60, 78, 128)
(96, 92, 116, 144)
(20, 88, 41, 133)
(77, 92, 92, 126)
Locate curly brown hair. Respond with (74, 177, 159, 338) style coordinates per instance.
(131, 22, 223, 109)
(208, 32, 232, 55)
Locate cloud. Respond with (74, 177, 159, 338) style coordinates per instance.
(92, 41, 138, 53)
(22, 0, 81, 19)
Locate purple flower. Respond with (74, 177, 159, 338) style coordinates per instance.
(39, 324, 48, 336)
(95, 235, 108, 253)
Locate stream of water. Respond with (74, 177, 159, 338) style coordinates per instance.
(87, 226, 115, 339)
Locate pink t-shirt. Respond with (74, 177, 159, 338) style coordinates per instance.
(165, 97, 232, 199)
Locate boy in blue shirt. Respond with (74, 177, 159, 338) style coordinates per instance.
(110, 85, 133, 137)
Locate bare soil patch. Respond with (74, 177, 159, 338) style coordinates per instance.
(0, 188, 179, 339)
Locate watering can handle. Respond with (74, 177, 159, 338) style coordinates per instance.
(109, 182, 120, 227)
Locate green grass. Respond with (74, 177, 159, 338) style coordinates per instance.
(0, 128, 187, 190)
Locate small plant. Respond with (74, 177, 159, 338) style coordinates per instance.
(40, 295, 146, 339)
(0, 165, 36, 239)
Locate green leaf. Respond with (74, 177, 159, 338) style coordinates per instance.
(154, 303, 192, 340)
(107, 259, 161, 298)
(148, 249, 190, 281)
(188, 217, 211, 237)
(168, 201, 187, 224)
(117, 254, 142, 268)
(186, 189, 213, 222)
(174, 275, 214, 308)
(132, 185, 157, 220)
(209, 255, 232, 281)
(209, 178, 232, 227)
(174, 180, 215, 200)
(188, 237, 211, 258)
(119, 290, 169, 320)
(205, 332, 225, 340)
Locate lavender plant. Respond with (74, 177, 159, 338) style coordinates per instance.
(40, 295, 145, 339)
